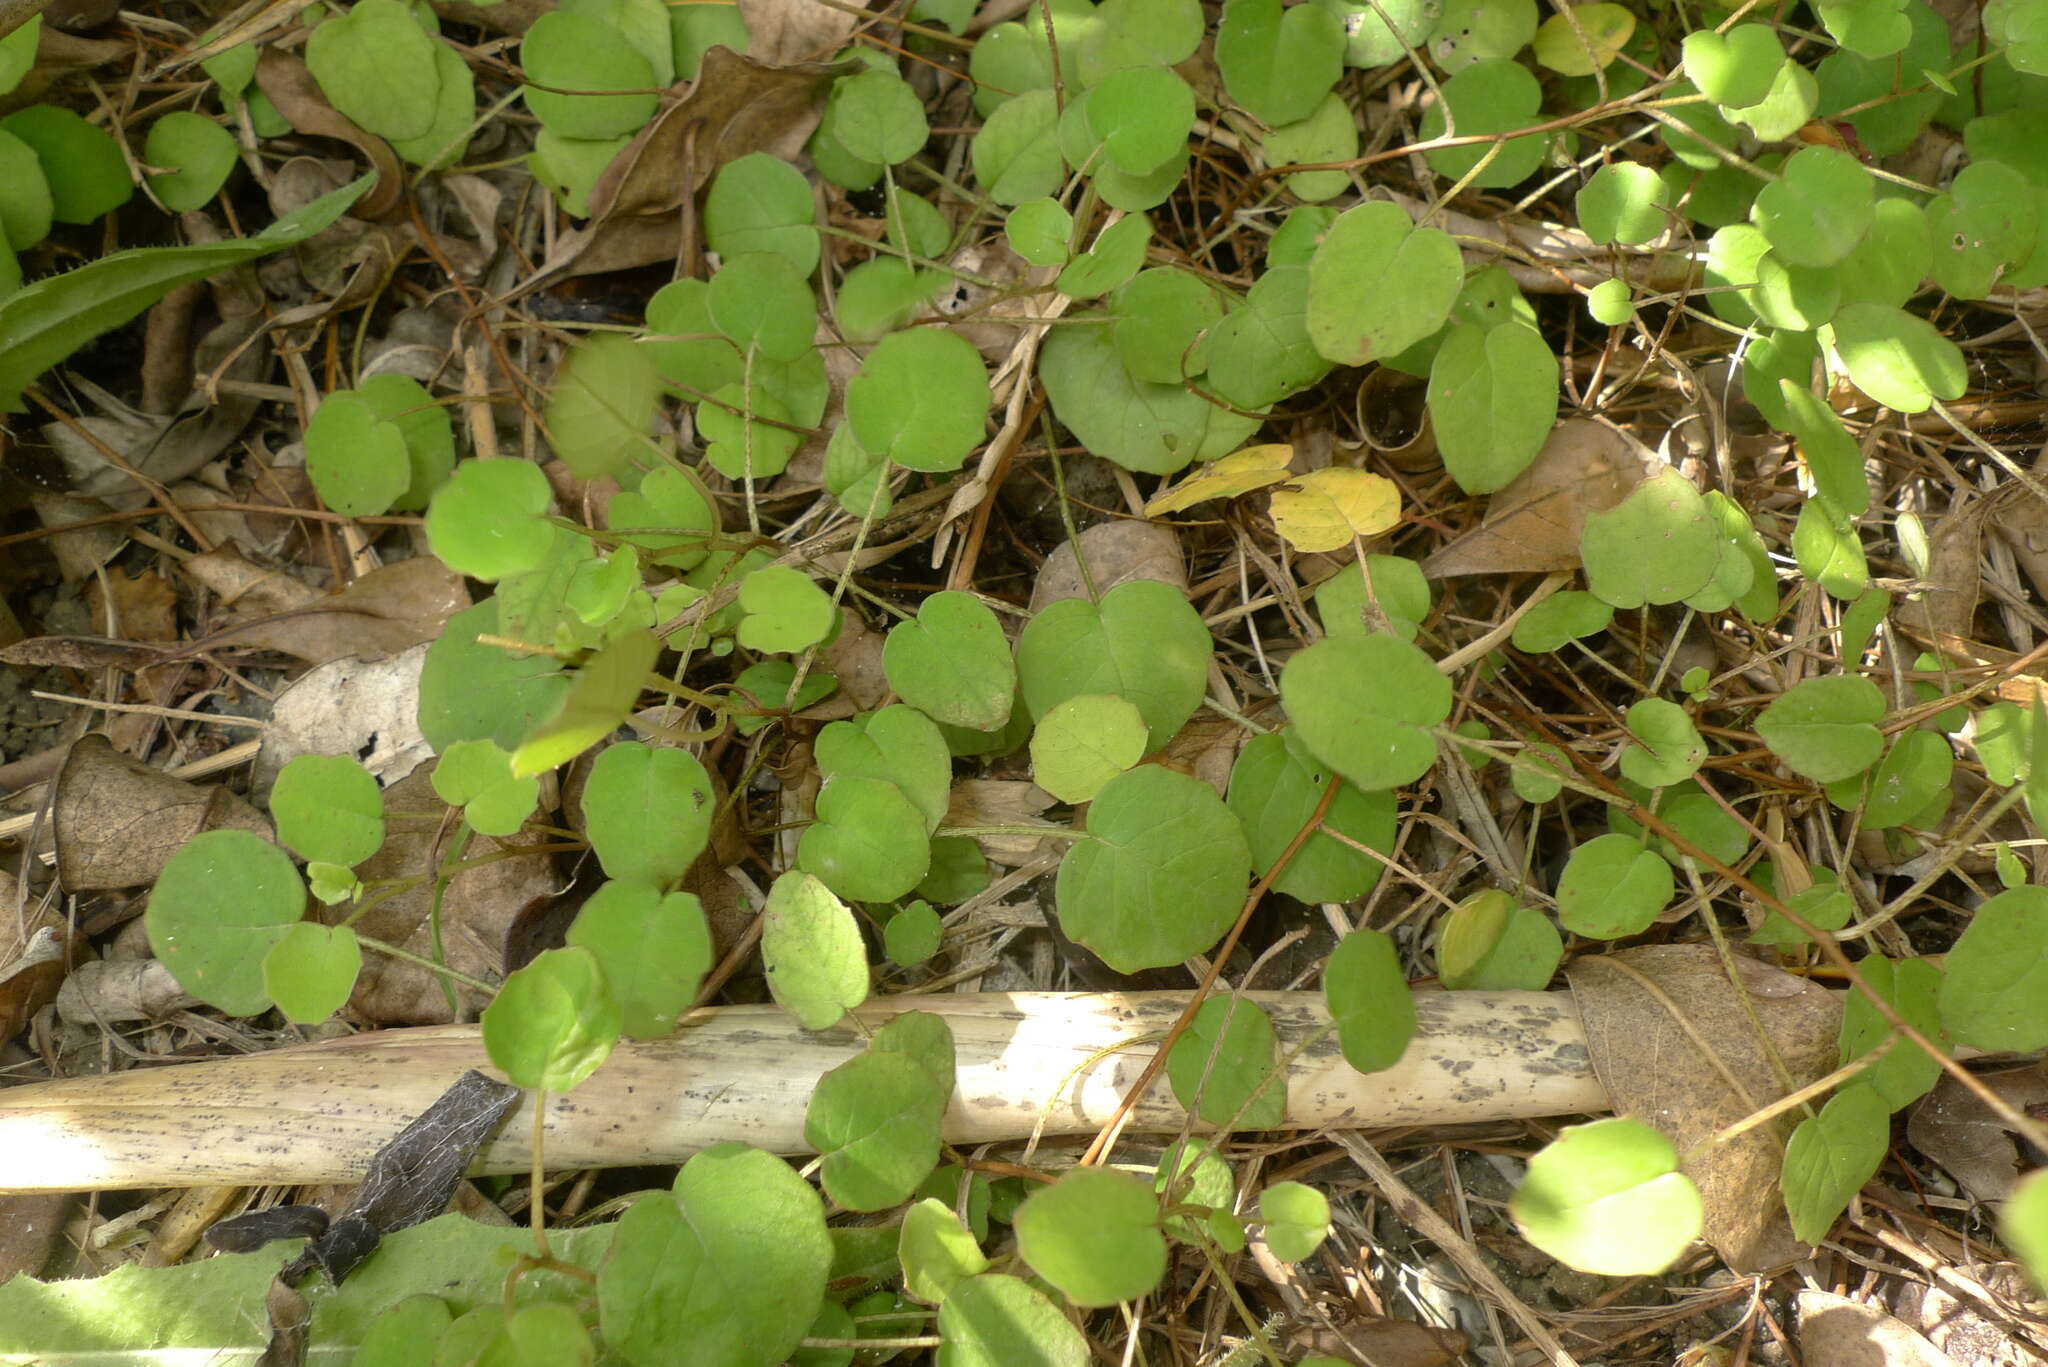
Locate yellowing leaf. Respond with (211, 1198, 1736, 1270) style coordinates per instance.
(1144, 444, 1294, 517)
(511, 628, 658, 777)
(1532, 4, 1635, 76)
(1268, 469, 1402, 552)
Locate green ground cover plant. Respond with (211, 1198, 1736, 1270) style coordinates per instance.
(3, 0, 2048, 1359)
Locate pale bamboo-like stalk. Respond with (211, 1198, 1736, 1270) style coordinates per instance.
(0, 990, 1610, 1193)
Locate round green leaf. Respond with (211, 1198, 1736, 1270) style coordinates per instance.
(271, 754, 384, 867)
(1324, 927, 1416, 1073)
(1013, 1167, 1166, 1307)
(1166, 995, 1286, 1130)
(1829, 301, 1966, 413)
(1577, 162, 1669, 246)
(832, 70, 929, 166)
(1937, 886, 2048, 1052)
(1782, 1082, 1889, 1243)
(481, 946, 622, 1092)
(799, 775, 930, 904)
(1226, 729, 1394, 904)
(1261, 89, 1359, 202)
(1823, 728, 1951, 829)
(1436, 889, 1563, 991)
(305, 391, 410, 518)
(883, 590, 1017, 732)
(1280, 633, 1450, 792)
(262, 921, 361, 1024)
(1016, 578, 1212, 752)
(581, 741, 713, 887)
(937, 1275, 1089, 1367)
(1417, 58, 1546, 188)
(1305, 200, 1462, 366)
(598, 1143, 829, 1367)
(1039, 315, 1261, 472)
(1315, 0, 1438, 67)
(1579, 468, 1723, 608)
(971, 88, 1063, 205)
(2001, 1169, 2048, 1294)
(424, 459, 555, 582)
(545, 333, 661, 480)
(901, 1198, 989, 1305)
(1087, 66, 1194, 176)
(846, 327, 989, 472)
(1511, 590, 1613, 653)
(1031, 694, 1147, 804)
(1618, 698, 1705, 789)
(815, 705, 952, 834)
(737, 565, 835, 654)
(1555, 833, 1672, 939)
(144, 830, 304, 1016)
(761, 871, 870, 1030)
(1838, 954, 1946, 1110)
(522, 10, 659, 139)
(707, 251, 817, 363)
(1259, 1182, 1329, 1262)
(1426, 320, 1558, 494)
(305, 0, 440, 141)
(1682, 24, 1785, 109)
(1756, 675, 1885, 783)
(1215, 0, 1344, 127)
(1055, 765, 1252, 973)
(885, 899, 945, 966)
(0, 127, 52, 252)
(431, 739, 539, 836)
(1510, 1118, 1704, 1275)
(144, 112, 237, 212)
(1005, 198, 1073, 267)
(2, 105, 131, 226)
(1750, 146, 1873, 269)
(1111, 268, 1226, 385)
(807, 1048, 948, 1211)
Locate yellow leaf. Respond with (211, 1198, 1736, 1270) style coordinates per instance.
(1532, 4, 1636, 76)
(1143, 444, 1295, 517)
(1268, 469, 1402, 553)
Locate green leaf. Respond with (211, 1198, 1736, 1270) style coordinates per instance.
(1226, 729, 1394, 904)
(1927, 160, 2037, 300)
(1436, 888, 1563, 991)
(807, 1045, 949, 1211)
(1782, 1082, 1889, 1243)
(1055, 212, 1150, 300)
(1829, 301, 1967, 413)
(1936, 886, 2048, 1052)
(545, 333, 662, 480)
(1510, 1118, 1703, 1274)
(1324, 928, 1416, 1073)
(900, 1199, 989, 1305)
(883, 590, 1016, 732)
(1166, 995, 1286, 1130)
(937, 1275, 1089, 1367)
(1312, 554, 1431, 644)
(1579, 468, 1723, 608)
(1014, 1167, 1166, 1307)
(0, 16, 41, 96)
(1823, 728, 1951, 829)
(0, 128, 52, 254)
(1259, 1182, 1329, 1261)
(522, 10, 659, 139)
(305, 392, 411, 518)
(971, 88, 1063, 205)
(761, 871, 870, 1030)
(1216, 0, 1344, 126)
(424, 458, 557, 583)
(431, 739, 539, 837)
(481, 946, 621, 1092)
(1555, 834, 1672, 939)
(847, 327, 990, 472)
(598, 1143, 829, 1367)
(800, 775, 932, 902)
(1281, 633, 1450, 792)
(1154, 1138, 1233, 1241)
(1039, 316, 1260, 473)
(2003, 1169, 2048, 1295)
(1, 105, 132, 224)
(0, 174, 371, 412)
(816, 705, 951, 835)
(1005, 198, 1073, 267)
(1111, 268, 1226, 385)
(511, 628, 659, 778)
(1030, 694, 1147, 804)
(419, 602, 572, 752)
(142, 831, 304, 1015)
(1618, 698, 1705, 789)
(1577, 161, 1669, 246)
(736, 565, 835, 654)
(1530, 1, 1633, 74)
(1260, 90, 1358, 202)
(261, 922, 361, 1025)
(1317, 0, 1440, 67)
(1202, 264, 1333, 410)
(305, 0, 442, 141)
(1776, 383, 1869, 514)
(1016, 578, 1211, 751)
(357, 373, 457, 511)
(1511, 590, 1613, 653)
(1417, 58, 1547, 187)
(1682, 24, 1785, 109)
(1305, 201, 1462, 366)
(1751, 146, 1873, 269)
(144, 112, 237, 212)
(885, 899, 944, 966)
(1839, 955, 1946, 1110)
(1756, 675, 1885, 784)
(271, 754, 384, 867)
(707, 251, 817, 362)
(1426, 320, 1558, 494)
(832, 69, 929, 166)
(1056, 765, 1251, 973)
(1088, 66, 1194, 176)
(581, 741, 713, 886)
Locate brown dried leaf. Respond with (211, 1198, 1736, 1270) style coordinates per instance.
(547, 47, 842, 278)
(1567, 945, 1843, 1272)
(1284, 1316, 1470, 1367)
(203, 557, 469, 665)
(254, 49, 403, 219)
(0, 1192, 72, 1284)
(1905, 1060, 2048, 1206)
(1030, 520, 1187, 612)
(54, 734, 273, 892)
(255, 644, 436, 794)
(337, 766, 556, 1024)
(55, 957, 196, 1025)
(1421, 419, 1651, 578)
(85, 568, 177, 643)
(0, 635, 166, 671)
(0, 926, 67, 1044)
(945, 780, 1058, 866)
(736, 0, 860, 64)
(1916, 496, 1988, 644)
